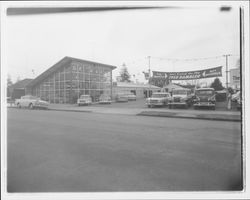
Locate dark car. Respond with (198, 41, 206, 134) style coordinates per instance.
(193, 88, 216, 110)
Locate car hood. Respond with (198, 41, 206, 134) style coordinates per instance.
(38, 100, 49, 104)
(172, 95, 187, 99)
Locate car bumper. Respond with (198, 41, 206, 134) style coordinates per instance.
(34, 104, 49, 109)
(168, 102, 186, 105)
(99, 101, 111, 104)
(146, 102, 164, 106)
(193, 102, 215, 107)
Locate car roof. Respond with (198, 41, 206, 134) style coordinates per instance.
(80, 95, 90, 97)
(153, 92, 170, 94)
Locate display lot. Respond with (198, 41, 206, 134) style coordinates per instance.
(7, 109, 242, 192)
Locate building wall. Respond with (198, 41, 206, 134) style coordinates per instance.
(112, 86, 160, 99)
(31, 60, 112, 103)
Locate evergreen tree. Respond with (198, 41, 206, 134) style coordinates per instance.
(210, 78, 224, 91)
(119, 64, 131, 82)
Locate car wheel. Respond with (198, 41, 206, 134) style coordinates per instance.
(148, 105, 151, 108)
(29, 103, 34, 109)
(17, 103, 21, 109)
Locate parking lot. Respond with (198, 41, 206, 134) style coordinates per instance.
(7, 108, 242, 192)
(69, 97, 238, 111)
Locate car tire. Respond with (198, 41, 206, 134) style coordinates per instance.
(17, 103, 21, 109)
(148, 105, 151, 108)
(169, 105, 172, 109)
(29, 103, 34, 109)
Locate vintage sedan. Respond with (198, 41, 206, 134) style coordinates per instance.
(127, 93, 137, 101)
(99, 94, 112, 104)
(115, 93, 129, 102)
(15, 95, 49, 109)
(193, 88, 216, 110)
(77, 95, 92, 106)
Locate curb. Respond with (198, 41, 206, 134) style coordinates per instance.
(137, 111, 241, 122)
(48, 108, 92, 113)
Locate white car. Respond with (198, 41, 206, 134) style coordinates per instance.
(77, 95, 92, 106)
(168, 88, 193, 109)
(126, 93, 137, 101)
(99, 94, 112, 104)
(146, 92, 171, 108)
(15, 95, 49, 109)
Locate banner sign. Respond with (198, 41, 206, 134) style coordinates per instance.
(152, 66, 222, 80)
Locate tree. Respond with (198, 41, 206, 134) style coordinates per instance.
(119, 63, 131, 82)
(149, 77, 169, 88)
(210, 78, 224, 91)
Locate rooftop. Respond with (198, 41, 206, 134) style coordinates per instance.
(27, 56, 117, 88)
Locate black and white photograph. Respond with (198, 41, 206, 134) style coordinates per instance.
(1, 1, 249, 200)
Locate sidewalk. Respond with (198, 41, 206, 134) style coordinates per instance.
(46, 103, 241, 122)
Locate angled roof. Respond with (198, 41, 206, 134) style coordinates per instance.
(27, 56, 117, 88)
(10, 78, 33, 89)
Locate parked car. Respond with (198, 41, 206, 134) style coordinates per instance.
(99, 94, 112, 104)
(231, 91, 240, 102)
(127, 93, 136, 101)
(236, 94, 242, 111)
(115, 93, 129, 102)
(193, 88, 216, 110)
(77, 95, 92, 106)
(146, 92, 171, 108)
(168, 88, 193, 109)
(15, 95, 49, 109)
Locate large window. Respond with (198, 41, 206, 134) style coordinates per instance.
(32, 61, 112, 103)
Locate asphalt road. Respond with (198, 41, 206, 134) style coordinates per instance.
(7, 109, 242, 192)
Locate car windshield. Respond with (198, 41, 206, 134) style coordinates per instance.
(152, 93, 168, 98)
(196, 90, 214, 95)
(173, 90, 187, 95)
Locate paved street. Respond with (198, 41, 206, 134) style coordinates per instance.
(7, 109, 242, 192)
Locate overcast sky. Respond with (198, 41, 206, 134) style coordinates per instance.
(5, 2, 240, 86)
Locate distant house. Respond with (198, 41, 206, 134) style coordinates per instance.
(9, 79, 33, 100)
(161, 83, 185, 93)
(112, 82, 161, 98)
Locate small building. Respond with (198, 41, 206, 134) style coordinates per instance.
(9, 78, 33, 100)
(230, 67, 240, 90)
(26, 56, 116, 104)
(161, 83, 186, 93)
(112, 82, 161, 98)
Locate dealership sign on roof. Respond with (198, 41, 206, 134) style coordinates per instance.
(152, 66, 222, 80)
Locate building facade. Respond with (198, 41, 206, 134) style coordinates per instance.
(230, 68, 240, 90)
(27, 57, 116, 104)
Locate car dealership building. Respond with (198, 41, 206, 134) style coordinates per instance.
(26, 57, 116, 104)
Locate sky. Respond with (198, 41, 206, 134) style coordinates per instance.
(4, 2, 240, 87)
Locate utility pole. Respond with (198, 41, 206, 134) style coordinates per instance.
(148, 56, 151, 97)
(223, 54, 231, 89)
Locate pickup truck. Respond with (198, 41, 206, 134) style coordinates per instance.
(168, 88, 193, 109)
(146, 92, 171, 108)
(15, 95, 49, 109)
